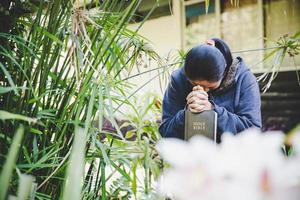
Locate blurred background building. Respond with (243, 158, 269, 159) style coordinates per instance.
(128, 0, 300, 132)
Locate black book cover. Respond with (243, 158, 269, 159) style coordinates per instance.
(184, 110, 217, 142)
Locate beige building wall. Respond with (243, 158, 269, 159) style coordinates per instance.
(129, 1, 182, 56)
(127, 0, 182, 97)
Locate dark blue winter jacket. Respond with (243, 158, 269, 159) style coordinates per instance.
(159, 57, 262, 140)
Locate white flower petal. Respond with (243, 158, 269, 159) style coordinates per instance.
(156, 138, 194, 167)
(157, 128, 299, 200)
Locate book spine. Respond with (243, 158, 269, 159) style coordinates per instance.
(184, 110, 188, 140)
(214, 111, 217, 143)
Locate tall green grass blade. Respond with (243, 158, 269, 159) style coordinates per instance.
(62, 127, 86, 200)
(100, 159, 106, 200)
(0, 87, 27, 94)
(0, 126, 24, 200)
(110, 160, 132, 182)
(132, 161, 137, 199)
(0, 110, 37, 123)
(0, 63, 19, 96)
(16, 174, 35, 200)
(33, 24, 64, 45)
(84, 84, 97, 134)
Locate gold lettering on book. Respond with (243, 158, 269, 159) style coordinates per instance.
(192, 122, 206, 131)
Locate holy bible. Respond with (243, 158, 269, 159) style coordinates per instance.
(184, 110, 217, 142)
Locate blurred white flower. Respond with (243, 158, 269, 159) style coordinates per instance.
(156, 128, 300, 200)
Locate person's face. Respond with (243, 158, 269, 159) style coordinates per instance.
(189, 79, 221, 92)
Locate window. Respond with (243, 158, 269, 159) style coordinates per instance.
(185, 1, 215, 25)
(182, 0, 299, 71)
(220, 0, 264, 71)
(184, 0, 220, 50)
(263, 0, 300, 70)
(131, 0, 173, 23)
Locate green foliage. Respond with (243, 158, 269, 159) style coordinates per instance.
(0, 0, 170, 199)
(62, 127, 86, 200)
(258, 32, 300, 92)
(0, 126, 24, 200)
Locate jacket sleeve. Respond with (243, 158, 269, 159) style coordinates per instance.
(212, 73, 262, 135)
(159, 73, 186, 139)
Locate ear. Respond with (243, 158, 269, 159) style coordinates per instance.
(205, 39, 215, 47)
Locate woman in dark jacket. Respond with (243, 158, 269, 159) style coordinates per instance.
(159, 38, 262, 142)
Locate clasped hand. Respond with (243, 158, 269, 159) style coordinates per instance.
(186, 85, 213, 113)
